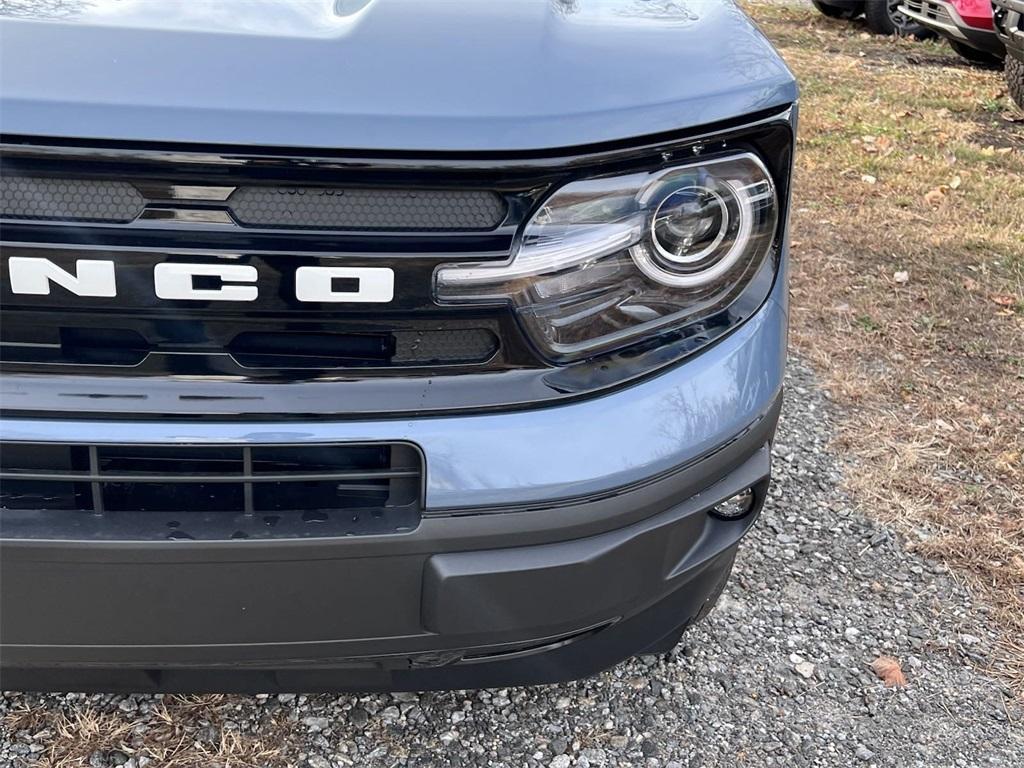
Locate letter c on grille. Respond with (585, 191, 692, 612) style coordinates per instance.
(295, 266, 395, 303)
(154, 263, 258, 301)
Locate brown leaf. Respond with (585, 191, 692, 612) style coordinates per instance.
(991, 294, 1017, 308)
(923, 186, 948, 207)
(870, 656, 907, 688)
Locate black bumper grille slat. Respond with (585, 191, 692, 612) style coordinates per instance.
(0, 441, 423, 540)
(88, 445, 104, 515)
(0, 468, 420, 483)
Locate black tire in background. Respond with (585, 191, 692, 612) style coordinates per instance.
(864, 0, 933, 38)
(948, 40, 1004, 68)
(812, 1, 864, 19)
(1006, 55, 1024, 110)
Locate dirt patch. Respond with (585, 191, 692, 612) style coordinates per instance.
(968, 113, 1024, 153)
(745, 0, 1024, 693)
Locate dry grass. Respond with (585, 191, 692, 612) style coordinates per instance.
(746, 1, 1024, 690)
(2, 694, 294, 767)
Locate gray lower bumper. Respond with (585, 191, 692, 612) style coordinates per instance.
(0, 410, 777, 691)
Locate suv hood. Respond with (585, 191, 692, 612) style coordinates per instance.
(0, 0, 796, 152)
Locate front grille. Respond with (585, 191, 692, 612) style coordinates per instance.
(0, 441, 422, 540)
(902, 0, 954, 23)
(0, 143, 540, 386)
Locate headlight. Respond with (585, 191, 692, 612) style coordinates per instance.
(435, 153, 778, 362)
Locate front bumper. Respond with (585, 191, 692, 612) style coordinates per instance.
(994, 0, 1024, 57)
(0, 287, 787, 693)
(900, 1, 1006, 56)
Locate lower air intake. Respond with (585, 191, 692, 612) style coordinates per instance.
(0, 442, 422, 541)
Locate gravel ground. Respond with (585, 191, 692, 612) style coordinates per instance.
(2, 361, 1023, 768)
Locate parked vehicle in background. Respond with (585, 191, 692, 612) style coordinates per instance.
(993, 0, 1024, 107)
(900, 0, 1005, 64)
(864, 0, 934, 36)
(812, 0, 933, 37)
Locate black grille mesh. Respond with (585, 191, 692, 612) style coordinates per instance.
(1, 176, 145, 222)
(228, 186, 507, 231)
(392, 329, 499, 364)
(0, 176, 508, 231)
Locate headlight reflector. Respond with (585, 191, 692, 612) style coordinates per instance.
(435, 153, 778, 362)
(651, 186, 729, 266)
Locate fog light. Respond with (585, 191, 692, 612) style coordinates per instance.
(710, 488, 755, 520)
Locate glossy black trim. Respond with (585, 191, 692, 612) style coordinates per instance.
(0, 106, 791, 166)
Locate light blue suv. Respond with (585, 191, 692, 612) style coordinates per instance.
(0, 0, 797, 693)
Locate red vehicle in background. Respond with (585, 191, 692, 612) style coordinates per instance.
(900, 0, 1006, 64)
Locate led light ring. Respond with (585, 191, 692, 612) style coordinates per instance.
(651, 186, 730, 266)
(631, 178, 755, 289)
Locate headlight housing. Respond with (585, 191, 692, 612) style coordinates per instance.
(435, 153, 778, 363)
